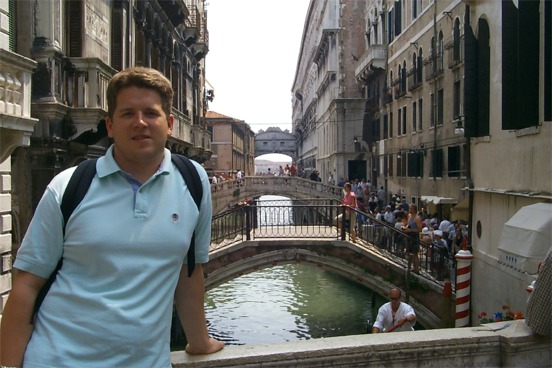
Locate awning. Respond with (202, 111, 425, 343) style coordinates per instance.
(497, 202, 552, 273)
(421, 196, 458, 205)
(451, 197, 469, 222)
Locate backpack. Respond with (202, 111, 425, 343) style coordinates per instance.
(32, 154, 203, 321)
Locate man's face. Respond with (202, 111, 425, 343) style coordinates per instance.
(106, 87, 173, 168)
(389, 290, 401, 307)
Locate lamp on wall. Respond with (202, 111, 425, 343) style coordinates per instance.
(353, 136, 372, 152)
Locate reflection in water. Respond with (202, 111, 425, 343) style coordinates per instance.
(205, 264, 385, 345)
(256, 195, 293, 226)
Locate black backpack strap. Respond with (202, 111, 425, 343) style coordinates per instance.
(171, 154, 203, 277)
(32, 159, 97, 323)
(61, 159, 98, 228)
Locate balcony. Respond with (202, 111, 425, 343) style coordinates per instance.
(0, 49, 38, 162)
(391, 78, 406, 99)
(65, 57, 117, 140)
(184, 5, 202, 46)
(383, 87, 393, 105)
(445, 36, 464, 69)
(423, 54, 444, 81)
(407, 67, 423, 91)
(314, 29, 339, 66)
(355, 45, 387, 81)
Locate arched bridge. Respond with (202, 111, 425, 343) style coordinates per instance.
(211, 176, 342, 214)
(204, 198, 457, 331)
(254, 127, 296, 160)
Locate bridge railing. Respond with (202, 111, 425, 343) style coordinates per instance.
(210, 176, 343, 198)
(209, 199, 455, 286)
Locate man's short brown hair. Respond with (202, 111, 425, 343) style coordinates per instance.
(107, 67, 173, 119)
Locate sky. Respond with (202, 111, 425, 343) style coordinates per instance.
(205, 0, 310, 162)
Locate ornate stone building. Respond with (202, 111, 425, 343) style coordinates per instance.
(7, 0, 212, 249)
(291, 0, 368, 183)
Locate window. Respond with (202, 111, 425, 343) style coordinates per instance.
(438, 31, 444, 72)
(502, 0, 540, 129)
(407, 151, 424, 177)
(388, 153, 394, 177)
(430, 149, 443, 178)
(397, 153, 404, 177)
(417, 48, 424, 82)
(453, 18, 461, 61)
(8, 0, 15, 51)
(430, 93, 435, 127)
(383, 114, 389, 139)
(418, 98, 423, 131)
(395, 0, 402, 36)
(448, 146, 461, 177)
(412, 101, 417, 132)
(412, 0, 418, 20)
(453, 80, 461, 120)
(397, 108, 402, 135)
(66, 0, 83, 57)
(390, 112, 394, 138)
(437, 89, 444, 125)
(111, 1, 131, 71)
(402, 106, 407, 135)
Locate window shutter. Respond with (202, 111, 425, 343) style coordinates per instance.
(68, 1, 83, 57)
(8, 0, 15, 51)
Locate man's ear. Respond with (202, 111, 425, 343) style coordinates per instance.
(106, 117, 114, 138)
(167, 114, 174, 135)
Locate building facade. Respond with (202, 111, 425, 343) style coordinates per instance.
(2, 0, 213, 305)
(292, 0, 368, 185)
(294, 0, 551, 325)
(205, 111, 255, 178)
(0, 0, 38, 312)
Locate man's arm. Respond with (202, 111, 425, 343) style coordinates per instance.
(174, 264, 224, 355)
(0, 270, 47, 366)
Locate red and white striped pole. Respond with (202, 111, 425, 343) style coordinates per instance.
(455, 248, 474, 327)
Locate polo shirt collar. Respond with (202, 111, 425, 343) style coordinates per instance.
(96, 145, 173, 179)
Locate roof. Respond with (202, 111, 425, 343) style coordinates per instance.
(205, 111, 243, 122)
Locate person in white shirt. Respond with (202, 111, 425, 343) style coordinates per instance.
(372, 288, 416, 333)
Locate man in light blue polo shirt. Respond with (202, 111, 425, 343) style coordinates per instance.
(1, 67, 224, 367)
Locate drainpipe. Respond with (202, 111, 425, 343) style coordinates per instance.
(432, 1, 438, 178)
(464, 3, 474, 327)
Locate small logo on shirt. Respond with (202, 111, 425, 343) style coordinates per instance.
(172, 213, 180, 223)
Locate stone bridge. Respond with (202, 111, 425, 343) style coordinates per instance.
(211, 176, 342, 214)
(205, 238, 452, 331)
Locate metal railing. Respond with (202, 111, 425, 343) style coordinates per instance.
(209, 198, 456, 285)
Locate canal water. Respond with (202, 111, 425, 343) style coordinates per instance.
(204, 263, 386, 345)
(202, 195, 387, 346)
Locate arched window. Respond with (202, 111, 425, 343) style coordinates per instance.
(453, 18, 461, 61)
(402, 60, 407, 91)
(412, 52, 417, 85)
(417, 47, 423, 81)
(438, 31, 444, 71)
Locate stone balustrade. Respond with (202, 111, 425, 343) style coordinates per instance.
(0, 49, 38, 162)
(172, 320, 551, 367)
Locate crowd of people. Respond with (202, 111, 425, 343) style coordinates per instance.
(331, 179, 467, 280)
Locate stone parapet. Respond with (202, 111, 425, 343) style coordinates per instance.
(171, 320, 551, 367)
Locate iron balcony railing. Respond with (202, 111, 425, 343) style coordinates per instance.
(210, 198, 456, 286)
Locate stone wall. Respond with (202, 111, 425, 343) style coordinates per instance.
(171, 320, 551, 367)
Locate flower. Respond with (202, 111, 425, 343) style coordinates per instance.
(479, 307, 523, 325)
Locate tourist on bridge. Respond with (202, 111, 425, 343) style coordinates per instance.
(402, 204, 422, 273)
(0, 67, 224, 368)
(328, 172, 335, 185)
(334, 182, 357, 242)
(372, 288, 416, 333)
